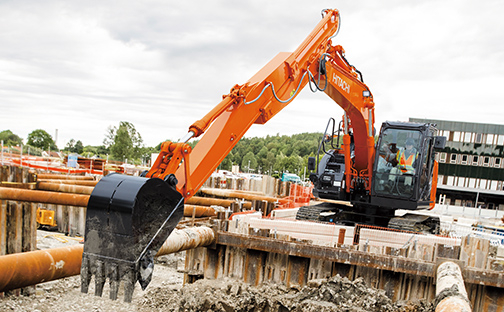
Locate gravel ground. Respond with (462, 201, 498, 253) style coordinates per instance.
(0, 231, 434, 311)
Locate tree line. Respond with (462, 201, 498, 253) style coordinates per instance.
(1, 122, 324, 177)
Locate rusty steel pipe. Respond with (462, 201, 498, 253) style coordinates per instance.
(199, 187, 278, 203)
(187, 195, 252, 209)
(184, 205, 216, 218)
(37, 182, 95, 195)
(0, 244, 84, 293)
(37, 174, 95, 180)
(156, 226, 215, 256)
(435, 261, 472, 312)
(37, 179, 99, 187)
(0, 227, 215, 292)
(0, 187, 89, 207)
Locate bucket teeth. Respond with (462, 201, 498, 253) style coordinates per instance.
(94, 260, 106, 297)
(107, 263, 119, 300)
(80, 255, 141, 303)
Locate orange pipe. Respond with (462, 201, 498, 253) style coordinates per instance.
(37, 174, 95, 181)
(186, 195, 252, 209)
(37, 182, 94, 195)
(0, 245, 83, 293)
(0, 187, 89, 207)
(0, 227, 215, 292)
(199, 187, 278, 203)
(184, 205, 216, 217)
(37, 179, 99, 186)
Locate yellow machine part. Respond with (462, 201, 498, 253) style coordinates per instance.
(36, 208, 57, 227)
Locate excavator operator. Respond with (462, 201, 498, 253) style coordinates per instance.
(397, 138, 418, 175)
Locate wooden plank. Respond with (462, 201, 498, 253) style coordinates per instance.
(6, 201, 22, 254)
(0, 200, 6, 255)
(22, 202, 37, 252)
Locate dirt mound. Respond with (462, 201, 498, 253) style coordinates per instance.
(139, 275, 434, 312)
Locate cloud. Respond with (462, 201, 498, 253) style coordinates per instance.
(1, 0, 503, 149)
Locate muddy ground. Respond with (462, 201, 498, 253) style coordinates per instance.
(0, 231, 434, 312)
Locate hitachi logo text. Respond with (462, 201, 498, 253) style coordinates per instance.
(332, 73, 350, 94)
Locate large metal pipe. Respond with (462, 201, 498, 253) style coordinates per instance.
(187, 195, 252, 209)
(0, 244, 83, 293)
(199, 187, 277, 203)
(37, 179, 99, 187)
(37, 182, 94, 195)
(435, 261, 472, 312)
(0, 226, 215, 293)
(156, 226, 215, 256)
(0, 187, 89, 207)
(184, 205, 216, 218)
(37, 174, 95, 180)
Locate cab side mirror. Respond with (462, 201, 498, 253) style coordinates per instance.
(308, 157, 316, 171)
(434, 136, 447, 150)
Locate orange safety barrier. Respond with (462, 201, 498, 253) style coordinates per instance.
(277, 184, 313, 208)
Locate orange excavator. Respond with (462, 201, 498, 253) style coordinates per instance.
(80, 9, 446, 301)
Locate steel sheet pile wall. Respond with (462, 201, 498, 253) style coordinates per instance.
(184, 218, 504, 312)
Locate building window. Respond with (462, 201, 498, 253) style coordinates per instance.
(483, 156, 490, 167)
(472, 155, 479, 165)
(479, 178, 487, 189)
(450, 154, 457, 164)
(498, 135, 504, 146)
(461, 154, 468, 165)
(463, 132, 472, 143)
(439, 152, 447, 163)
(486, 134, 494, 145)
(495, 158, 501, 168)
(475, 133, 483, 143)
(469, 178, 477, 188)
(491, 180, 499, 190)
(453, 131, 461, 142)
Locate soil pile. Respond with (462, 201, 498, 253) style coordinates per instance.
(139, 274, 433, 312)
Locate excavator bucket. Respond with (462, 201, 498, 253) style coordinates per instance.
(80, 173, 184, 302)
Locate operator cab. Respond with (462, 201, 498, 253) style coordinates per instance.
(370, 121, 446, 210)
(308, 120, 446, 211)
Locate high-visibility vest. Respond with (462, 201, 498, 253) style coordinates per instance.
(397, 149, 417, 173)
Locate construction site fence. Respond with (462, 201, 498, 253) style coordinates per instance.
(440, 221, 504, 246)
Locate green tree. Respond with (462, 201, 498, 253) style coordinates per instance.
(0, 130, 23, 146)
(66, 139, 84, 154)
(241, 151, 257, 172)
(219, 153, 233, 171)
(27, 129, 57, 150)
(105, 121, 144, 162)
(74, 140, 84, 154)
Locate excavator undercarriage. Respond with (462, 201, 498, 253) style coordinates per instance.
(296, 202, 440, 234)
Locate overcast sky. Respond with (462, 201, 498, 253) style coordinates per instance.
(1, 0, 503, 149)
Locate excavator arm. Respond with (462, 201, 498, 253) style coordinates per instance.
(81, 8, 376, 302)
(147, 9, 375, 198)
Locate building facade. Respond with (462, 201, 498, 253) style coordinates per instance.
(409, 118, 504, 209)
